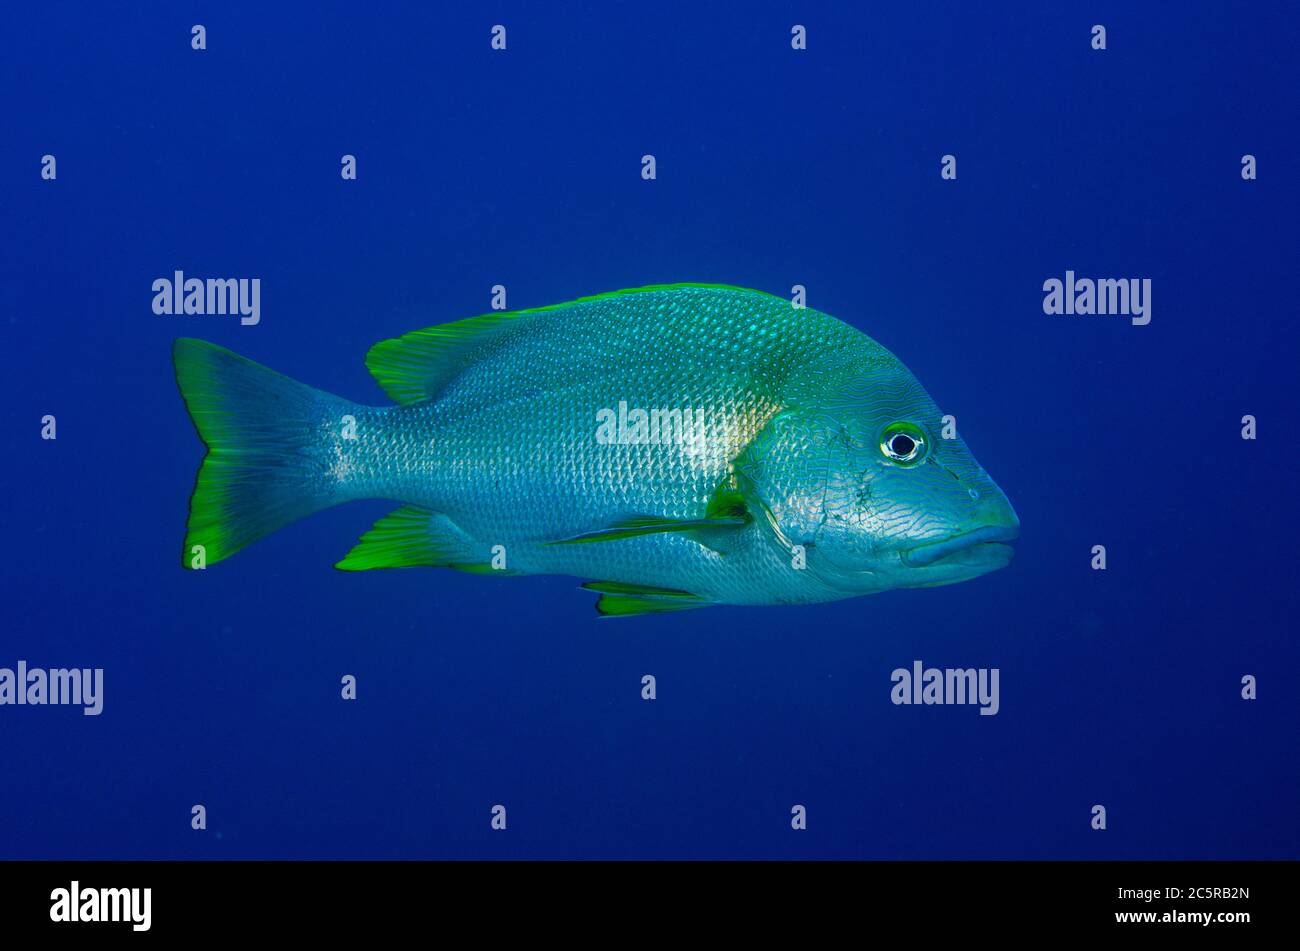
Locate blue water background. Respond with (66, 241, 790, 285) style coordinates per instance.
(2, 1, 1297, 858)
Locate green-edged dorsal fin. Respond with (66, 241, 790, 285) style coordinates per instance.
(335, 505, 511, 574)
(581, 581, 709, 618)
(365, 284, 783, 405)
(365, 311, 538, 405)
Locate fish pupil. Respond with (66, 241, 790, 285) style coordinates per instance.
(890, 434, 916, 457)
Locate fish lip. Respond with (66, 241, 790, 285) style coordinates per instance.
(901, 524, 1020, 568)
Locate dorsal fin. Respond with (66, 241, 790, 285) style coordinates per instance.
(365, 284, 783, 405)
(365, 310, 538, 405)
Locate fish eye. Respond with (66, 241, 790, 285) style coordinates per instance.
(879, 422, 927, 465)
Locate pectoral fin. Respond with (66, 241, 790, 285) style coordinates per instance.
(548, 480, 752, 550)
(549, 515, 746, 546)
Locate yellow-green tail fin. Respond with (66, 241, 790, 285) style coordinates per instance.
(173, 338, 352, 568)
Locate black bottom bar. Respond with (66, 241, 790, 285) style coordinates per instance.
(0, 860, 1286, 937)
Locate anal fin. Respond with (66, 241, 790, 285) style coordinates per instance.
(335, 505, 510, 574)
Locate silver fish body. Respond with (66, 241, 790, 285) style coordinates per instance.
(175, 284, 1018, 614)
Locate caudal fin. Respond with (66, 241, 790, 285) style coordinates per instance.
(173, 338, 351, 568)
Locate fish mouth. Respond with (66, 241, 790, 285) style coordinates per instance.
(901, 524, 1020, 568)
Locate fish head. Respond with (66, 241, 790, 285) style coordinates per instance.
(743, 357, 1019, 595)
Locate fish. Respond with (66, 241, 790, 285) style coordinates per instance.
(173, 283, 1019, 615)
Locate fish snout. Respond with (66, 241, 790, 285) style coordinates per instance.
(899, 477, 1020, 571)
(901, 522, 1019, 568)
